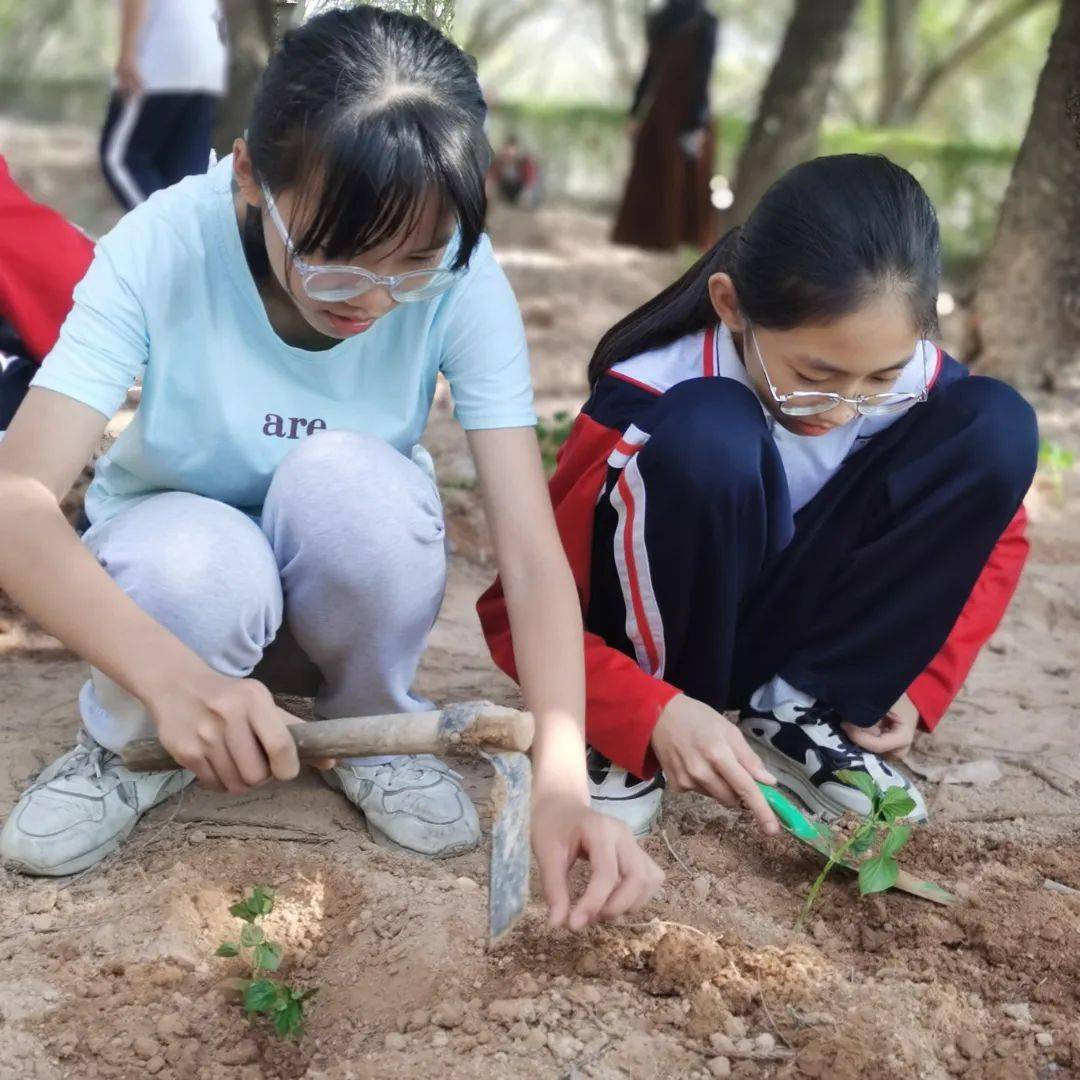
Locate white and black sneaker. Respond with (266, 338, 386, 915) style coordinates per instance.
(587, 748, 665, 838)
(738, 703, 927, 823)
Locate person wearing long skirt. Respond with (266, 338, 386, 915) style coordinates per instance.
(613, 0, 719, 252)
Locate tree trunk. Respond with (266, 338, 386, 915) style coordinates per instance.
(877, 0, 921, 125)
(719, 0, 860, 231)
(213, 0, 276, 155)
(454, 0, 545, 65)
(972, 0, 1080, 390)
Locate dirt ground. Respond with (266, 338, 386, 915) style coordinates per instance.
(1, 120, 1079, 1079)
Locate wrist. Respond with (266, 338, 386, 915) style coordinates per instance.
(127, 642, 212, 708)
(531, 768, 589, 807)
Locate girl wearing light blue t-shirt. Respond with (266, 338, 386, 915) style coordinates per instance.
(0, 7, 662, 928)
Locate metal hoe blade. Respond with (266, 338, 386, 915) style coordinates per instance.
(484, 751, 532, 947)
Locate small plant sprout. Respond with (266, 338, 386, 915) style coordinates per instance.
(800, 772, 916, 922)
(1038, 439, 1076, 503)
(216, 886, 317, 1039)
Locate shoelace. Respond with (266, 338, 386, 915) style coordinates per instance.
(60, 739, 117, 782)
(793, 705, 866, 769)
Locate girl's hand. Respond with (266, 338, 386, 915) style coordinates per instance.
(146, 669, 333, 793)
(843, 693, 920, 757)
(651, 694, 780, 834)
(532, 793, 664, 930)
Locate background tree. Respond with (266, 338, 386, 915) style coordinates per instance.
(213, 0, 277, 154)
(719, 0, 861, 230)
(452, 0, 545, 65)
(875, 0, 1055, 126)
(584, 0, 651, 99)
(972, 0, 1080, 388)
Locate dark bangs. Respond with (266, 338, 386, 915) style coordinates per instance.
(286, 96, 488, 271)
(245, 6, 490, 273)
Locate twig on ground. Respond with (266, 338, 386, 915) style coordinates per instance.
(949, 810, 1080, 823)
(1016, 761, 1079, 798)
(759, 989, 795, 1050)
(660, 827, 694, 876)
(178, 816, 330, 839)
(1044, 878, 1080, 896)
(612, 918, 712, 939)
(196, 829, 332, 845)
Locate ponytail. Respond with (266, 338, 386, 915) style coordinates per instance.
(588, 228, 739, 385)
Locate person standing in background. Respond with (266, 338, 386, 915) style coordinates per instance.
(613, 0, 718, 252)
(100, 0, 228, 211)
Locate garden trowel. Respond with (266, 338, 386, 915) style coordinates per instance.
(122, 701, 534, 945)
(759, 783, 957, 906)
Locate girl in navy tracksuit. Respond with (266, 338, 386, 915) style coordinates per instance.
(481, 154, 1037, 836)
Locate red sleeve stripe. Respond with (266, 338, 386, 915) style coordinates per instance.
(607, 423, 652, 468)
(610, 455, 666, 678)
(608, 370, 663, 395)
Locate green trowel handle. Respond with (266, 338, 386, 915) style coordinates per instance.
(758, 782, 826, 843)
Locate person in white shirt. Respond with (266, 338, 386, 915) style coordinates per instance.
(100, 0, 229, 210)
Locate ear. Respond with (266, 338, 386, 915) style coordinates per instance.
(707, 272, 746, 332)
(232, 138, 262, 209)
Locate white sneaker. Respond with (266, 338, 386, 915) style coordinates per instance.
(323, 754, 481, 858)
(587, 748, 664, 838)
(0, 734, 193, 876)
(738, 702, 927, 822)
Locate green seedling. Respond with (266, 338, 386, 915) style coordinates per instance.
(1038, 439, 1076, 503)
(536, 410, 574, 473)
(216, 886, 317, 1039)
(800, 772, 916, 923)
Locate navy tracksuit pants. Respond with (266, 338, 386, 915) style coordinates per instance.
(100, 92, 218, 211)
(587, 374, 1038, 729)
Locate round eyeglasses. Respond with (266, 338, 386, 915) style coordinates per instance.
(260, 182, 462, 304)
(746, 323, 929, 418)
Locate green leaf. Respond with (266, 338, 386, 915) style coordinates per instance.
(250, 886, 275, 916)
(881, 824, 912, 858)
(215, 942, 240, 958)
(254, 942, 282, 972)
(240, 923, 265, 947)
(847, 826, 878, 858)
(291, 986, 319, 1003)
(879, 787, 917, 822)
(836, 770, 880, 805)
(244, 979, 281, 1015)
(229, 900, 256, 923)
(858, 854, 900, 895)
(274, 999, 303, 1038)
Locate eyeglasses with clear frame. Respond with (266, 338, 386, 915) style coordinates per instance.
(746, 322, 929, 418)
(259, 182, 463, 304)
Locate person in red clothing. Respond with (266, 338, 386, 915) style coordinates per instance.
(0, 155, 94, 431)
(480, 154, 1036, 837)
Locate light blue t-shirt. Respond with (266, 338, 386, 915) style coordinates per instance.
(33, 156, 537, 525)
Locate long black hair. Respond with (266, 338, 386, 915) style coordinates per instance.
(648, 0, 708, 42)
(589, 154, 941, 385)
(245, 4, 488, 273)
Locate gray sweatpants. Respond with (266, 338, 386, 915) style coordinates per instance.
(79, 431, 447, 754)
